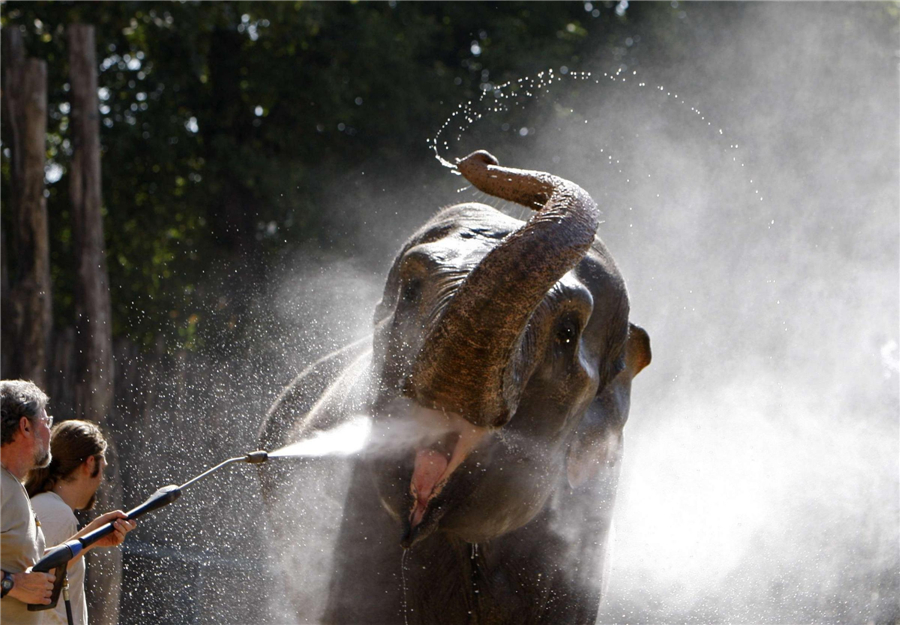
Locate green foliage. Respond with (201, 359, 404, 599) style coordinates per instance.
(1, 1, 651, 351)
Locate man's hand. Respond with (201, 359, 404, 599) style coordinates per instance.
(81, 510, 137, 549)
(6, 570, 55, 605)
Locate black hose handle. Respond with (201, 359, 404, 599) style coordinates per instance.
(78, 484, 182, 546)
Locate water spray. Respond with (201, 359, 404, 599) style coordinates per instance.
(28, 415, 371, 616)
(29, 449, 270, 613)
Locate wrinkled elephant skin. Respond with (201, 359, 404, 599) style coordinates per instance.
(259, 151, 651, 624)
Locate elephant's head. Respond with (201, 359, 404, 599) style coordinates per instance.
(365, 151, 651, 548)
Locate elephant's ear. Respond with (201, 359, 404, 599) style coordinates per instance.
(566, 323, 651, 489)
(622, 323, 651, 378)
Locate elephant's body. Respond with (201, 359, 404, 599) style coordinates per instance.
(322, 456, 617, 625)
(260, 154, 650, 624)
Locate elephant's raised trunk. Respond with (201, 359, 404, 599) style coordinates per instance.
(409, 151, 600, 427)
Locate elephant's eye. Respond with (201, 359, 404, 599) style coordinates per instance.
(556, 320, 577, 345)
(402, 279, 421, 304)
(613, 356, 626, 375)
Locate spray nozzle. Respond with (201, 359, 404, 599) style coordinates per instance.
(244, 450, 269, 464)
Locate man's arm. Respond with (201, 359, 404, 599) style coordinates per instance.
(46, 510, 136, 566)
(1, 569, 56, 605)
(68, 510, 136, 551)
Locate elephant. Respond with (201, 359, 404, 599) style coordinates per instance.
(258, 150, 651, 624)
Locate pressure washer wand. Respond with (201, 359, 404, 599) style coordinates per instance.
(178, 450, 269, 490)
(29, 450, 268, 611)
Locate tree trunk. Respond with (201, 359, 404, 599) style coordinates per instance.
(68, 23, 121, 625)
(68, 22, 114, 428)
(1, 29, 53, 387)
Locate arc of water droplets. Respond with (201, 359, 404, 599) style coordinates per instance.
(430, 68, 570, 171)
(429, 67, 763, 202)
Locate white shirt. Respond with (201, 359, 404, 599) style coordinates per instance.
(31, 492, 87, 625)
(1, 467, 46, 625)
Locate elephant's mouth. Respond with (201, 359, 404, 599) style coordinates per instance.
(402, 407, 489, 547)
(410, 431, 459, 527)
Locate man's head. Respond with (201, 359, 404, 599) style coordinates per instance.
(1, 380, 52, 470)
(26, 420, 108, 510)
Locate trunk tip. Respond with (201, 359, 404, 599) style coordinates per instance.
(456, 150, 499, 169)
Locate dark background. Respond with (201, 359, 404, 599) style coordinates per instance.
(2, 3, 898, 624)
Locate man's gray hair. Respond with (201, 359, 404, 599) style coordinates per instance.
(1, 380, 49, 446)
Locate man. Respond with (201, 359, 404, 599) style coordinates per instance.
(1, 380, 135, 625)
(26, 420, 111, 625)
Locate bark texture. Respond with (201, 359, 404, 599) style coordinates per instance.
(68, 24, 121, 625)
(1, 29, 53, 387)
